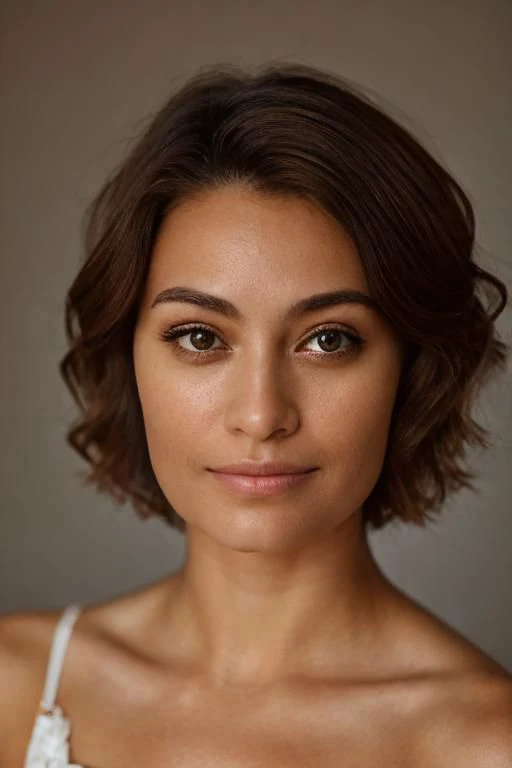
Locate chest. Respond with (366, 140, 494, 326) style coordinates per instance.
(65, 683, 419, 768)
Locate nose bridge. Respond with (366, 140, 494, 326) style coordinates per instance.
(224, 342, 299, 439)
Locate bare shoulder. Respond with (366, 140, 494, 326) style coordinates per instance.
(0, 594, 141, 766)
(0, 607, 62, 698)
(0, 583, 172, 765)
(414, 669, 512, 767)
(379, 584, 512, 766)
(0, 585, 160, 719)
(0, 608, 63, 762)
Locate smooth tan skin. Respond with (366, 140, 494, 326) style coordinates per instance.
(1, 186, 511, 767)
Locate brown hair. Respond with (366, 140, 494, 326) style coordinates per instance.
(60, 61, 509, 532)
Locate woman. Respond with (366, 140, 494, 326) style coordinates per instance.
(1, 61, 511, 767)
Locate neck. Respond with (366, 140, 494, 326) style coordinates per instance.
(151, 511, 394, 687)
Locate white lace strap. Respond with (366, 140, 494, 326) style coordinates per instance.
(40, 603, 83, 714)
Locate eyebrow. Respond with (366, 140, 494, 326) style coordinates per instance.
(150, 286, 379, 320)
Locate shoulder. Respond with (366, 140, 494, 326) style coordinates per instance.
(415, 669, 512, 767)
(0, 587, 168, 765)
(381, 586, 512, 766)
(0, 609, 63, 763)
(0, 607, 62, 693)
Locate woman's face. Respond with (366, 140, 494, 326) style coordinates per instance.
(133, 186, 405, 553)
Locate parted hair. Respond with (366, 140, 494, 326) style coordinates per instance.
(60, 61, 509, 533)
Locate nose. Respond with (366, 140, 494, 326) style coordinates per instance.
(224, 351, 300, 441)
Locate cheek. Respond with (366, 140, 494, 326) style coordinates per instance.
(314, 358, 400, 495)
(134, 332, 401, 512)
(132, 335, 226, 484)
(135, 365, 204, 458)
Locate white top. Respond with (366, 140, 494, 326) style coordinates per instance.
(24, 603, 84, 768)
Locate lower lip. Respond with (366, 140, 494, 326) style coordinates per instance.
(208, 470, 317, 497)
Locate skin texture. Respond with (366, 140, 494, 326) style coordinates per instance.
(131, 184, 408, 684)
(1, 185, 511, 767)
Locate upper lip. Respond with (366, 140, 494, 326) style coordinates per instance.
(209, 461, 317, 476)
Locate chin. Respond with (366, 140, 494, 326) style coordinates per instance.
(191, 504, 337, 554)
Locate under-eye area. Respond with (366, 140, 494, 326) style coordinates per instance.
(158, 321, 366, 362)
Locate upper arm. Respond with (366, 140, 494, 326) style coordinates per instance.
(419, 675, 512, 768)
(449, 713, 512, 767)
(459, 687, 512, 767)
(0, 612, 50, 766)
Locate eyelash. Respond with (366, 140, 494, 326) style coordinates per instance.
(158, 323, 365, 361)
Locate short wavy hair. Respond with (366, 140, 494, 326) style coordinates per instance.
(60, 61, 509, 533)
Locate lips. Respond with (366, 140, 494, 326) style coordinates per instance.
(208, 467, 318, 497)
(208, 462, 317, 476)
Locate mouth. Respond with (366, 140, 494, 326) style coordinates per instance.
(207, 468, 318, 497)
(208, 461, 318, 476)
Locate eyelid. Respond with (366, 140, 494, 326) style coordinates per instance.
(300, 319, 362, 340)
(159, 321, 365, 351)
(160, 319, 363, 341)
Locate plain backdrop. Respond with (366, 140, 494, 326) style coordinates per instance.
(1, 0, 511, 670)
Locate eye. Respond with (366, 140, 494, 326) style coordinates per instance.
(159, 323, 365, 360)
(300, 326, 364, 357)
(160, 324, 223, 354)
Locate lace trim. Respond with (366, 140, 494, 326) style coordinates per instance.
(24, 705, 83, 768)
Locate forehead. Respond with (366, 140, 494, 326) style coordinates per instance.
(145, 186, 369, 302)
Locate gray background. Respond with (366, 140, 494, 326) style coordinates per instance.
(1, 1, 511, 670)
